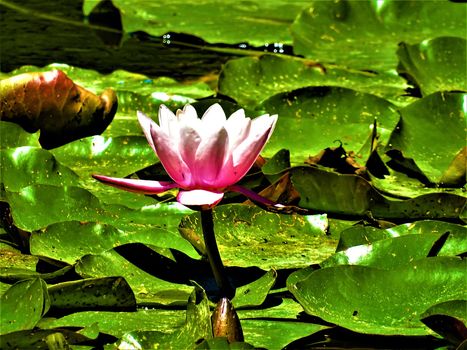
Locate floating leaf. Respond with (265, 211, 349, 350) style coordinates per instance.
(116, 286, 212, 349)
(179, 204, 334, 269)
(421, 300, 467, 346)
(0, 329, 91, 350)
(83, 0, 309, 45)
(259, 87, 400, 163)
(291, 0, 467, 71)
(0, 278, 50, 335)
(397, 37, 467, 96)
(30, 220, 199, 264)
(387, 92, 466, 185)
(75, 249, 193, 305)
(322, 233, 446, 269)
(219, 54, 409, 108)
(291, 166, 466, 220)
(337, 221, 467, 257)
(233, 269, 277, 309)
(1, 147, 79, 192)
(288, 257, 467, 335)
(48, 277, 136, 311)
(0, 70, 117, 149)
(0, 121, 40, 149)
(38, 309, 185, 338)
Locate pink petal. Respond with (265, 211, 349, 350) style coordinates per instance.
(225, 109, 252, 152)
(229, 184, 284, 207)
(230, 115, 277, 181)
(193, 127, 229, 186)
(177, 189, 224, 207)
(149, 123, 192, 187)
(178, 125, 202, 175)
(92, 174, 177, 194)
(158, 104, 178, 136)
(137, 111, 157, 154)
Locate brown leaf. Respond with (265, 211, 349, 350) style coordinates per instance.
(0, 70, 117, 148)
(306, 143, 367, 175)
(439, 147, 466, 187)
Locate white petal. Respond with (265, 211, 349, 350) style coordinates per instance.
(200, 103, 227, 136)
(193, 127, 229, 185)
(137, 111, 157, 154)
(177, 189, 224, 207)
(225, 109, 252, 153)
(158, 104, 176, 134)
(150, 123, 192, 187)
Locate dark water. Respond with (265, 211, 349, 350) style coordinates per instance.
(0, 0, 236, 80)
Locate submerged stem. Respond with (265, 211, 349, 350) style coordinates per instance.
(200, 208, 234, 299)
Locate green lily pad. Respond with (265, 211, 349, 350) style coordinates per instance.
(0, 245, 38, 276)
(75, 248, 193, 305)
(290, 166, 466, 220)
(179, 204, 335, 269)
(237, 298, 304, 320)
(291, 0, 467, 71)
(288, 257, 467, 335)
(38, 309, 185, 338)
(48, 277, 136, 310)
(0, 278, 50, 335)
(397, 37, 467, 96)
(232, 269, 277, 309)
(0, 329, 91, 350)
(322, 233, 446, 269)
(241, 320, 325, 350)
(30, 220, 200, 264)
(421, 300, 467, 346)
(116, 286, 212, 349)
(219, 54, 409, 108)
(83, 0, 309, 45)
(337, 221, 467, 257)
(1, 147, 79, 192)
(387, 92, 466, 184)
(51, 135, 155, 179)
(259, 86, 400, 163)
(7, 184, 197, 257)
(0, 121, 40, 149)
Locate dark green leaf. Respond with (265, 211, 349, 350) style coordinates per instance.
(233, 269, 277, 308)
(387, 92, 466, 184)
(75, 249, 193, 305)
(288, 257, 467, 335)
(48, 277, 136, 310)
(0, 278, 50, 335)
(397, 37, 467, 96)
(179, 204, 334, 269)
(219, 54, 409, 108)
(0, 121, 40, 149)
(291, 1, 466, 71)
(83, 0, 310, 45)
(259, 87, 400, 163)
(116, 286, 212, 349)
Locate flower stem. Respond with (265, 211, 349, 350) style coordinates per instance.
(200, 208, 234, 299)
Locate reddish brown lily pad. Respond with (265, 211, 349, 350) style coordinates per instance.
(0, 70, 117, 149)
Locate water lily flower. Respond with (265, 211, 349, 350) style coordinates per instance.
(93, 103, 279, 208)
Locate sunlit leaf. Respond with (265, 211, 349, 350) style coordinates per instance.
(180, 204, 334, 269)
(397, 37, 467, 96)
(288, 257, 467, 335)
(75, 248, 193, 305)
(83, 0, 310, 45)
(291, 0, 466, 71)
(0, 278, 50, 335)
